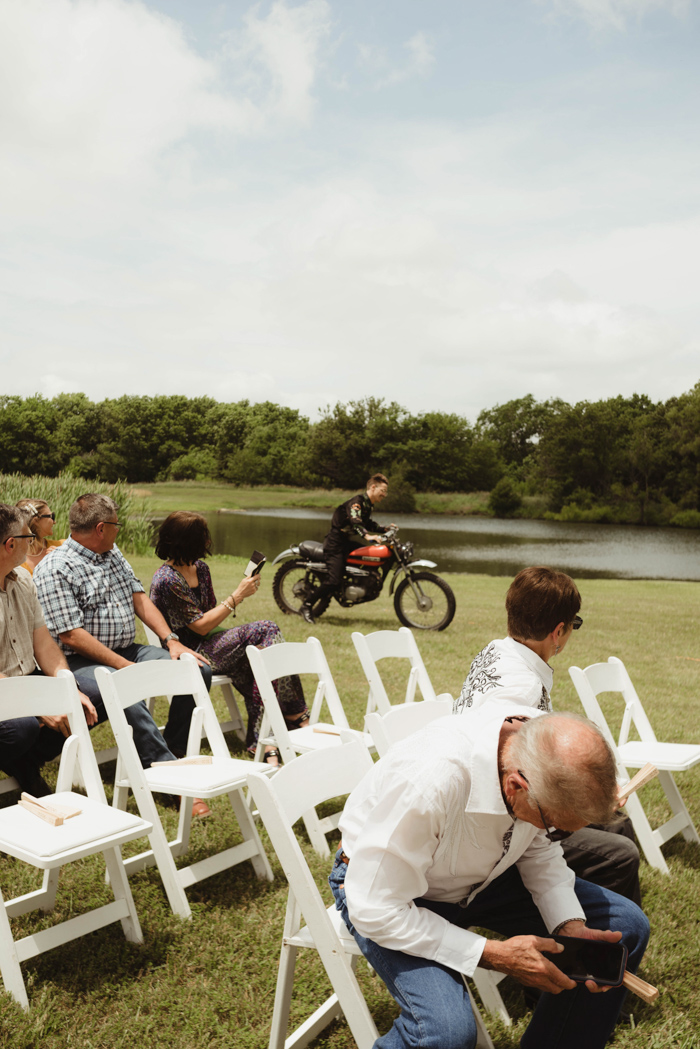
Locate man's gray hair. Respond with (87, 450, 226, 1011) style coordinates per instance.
(69, 493, 119, 534)
(508, 712, 618, 826)
(0, 504, 31, 545)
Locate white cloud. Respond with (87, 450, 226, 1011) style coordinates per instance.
(359, 30, 435, 88)
(538, 0, 692, 31)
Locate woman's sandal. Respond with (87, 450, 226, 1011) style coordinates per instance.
(285, 712, 311, 731)
(192, 798, 212, 819)
(262, 747, 282, 767)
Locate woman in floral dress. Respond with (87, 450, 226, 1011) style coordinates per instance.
(150, 512, 308, 763)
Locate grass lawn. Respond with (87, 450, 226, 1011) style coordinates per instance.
(2, 560, 700, 1047)
(128, 481, 493, 517)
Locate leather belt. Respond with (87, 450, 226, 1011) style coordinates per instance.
(338, 850, 350, 865)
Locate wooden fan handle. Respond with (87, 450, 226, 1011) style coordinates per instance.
(622, 970, 659, 1003)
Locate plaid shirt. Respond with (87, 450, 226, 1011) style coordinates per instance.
(33, 536, 145, 655)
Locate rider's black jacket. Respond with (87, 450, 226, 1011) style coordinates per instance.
(328, 493, 385, 543)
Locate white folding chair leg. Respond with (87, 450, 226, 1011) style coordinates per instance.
(102, 847, 143, 943)
(658, 770, 700, 845)
(471, 968, 511, 1027)
(467, 981, 496, 1049)
(218, 681, 246, 742)
(623, 792, 670, 874)
(38, 867, 61, 914)
(0, 885, 29, 1011)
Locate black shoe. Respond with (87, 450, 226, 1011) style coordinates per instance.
(299, 604, 315, 624)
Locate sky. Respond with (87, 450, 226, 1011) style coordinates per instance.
(1, 0, 699, 421)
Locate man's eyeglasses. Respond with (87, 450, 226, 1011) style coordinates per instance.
(36, 513, 56, 521)
(517, 769, 573, 843)
(9, 534, 35, 541)
(102, 521, 122, 530)
(572, 615, 583, 631)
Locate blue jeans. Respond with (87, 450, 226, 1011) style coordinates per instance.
(29, 645, 212, 770)
(330, 853, 650, 1049)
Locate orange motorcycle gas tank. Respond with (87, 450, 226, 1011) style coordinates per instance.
(346, 544, 391, 565)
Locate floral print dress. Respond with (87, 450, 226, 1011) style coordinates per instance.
(150, 561, 307, 752)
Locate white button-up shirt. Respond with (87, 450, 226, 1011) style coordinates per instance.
(455, 636, 553, 714)
(340, 701, 584, 978)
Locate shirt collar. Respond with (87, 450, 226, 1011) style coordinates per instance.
(464, 701, 546, 816)
(503, 636, 553, 688)
(65, 535, 113, 564)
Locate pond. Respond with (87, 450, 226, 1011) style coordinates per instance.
(198, 508, 700, 581)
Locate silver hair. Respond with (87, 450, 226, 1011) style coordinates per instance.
(69, 493, 119, 533)
(0, 504, 32, 545)
(507, 712, 619, 826)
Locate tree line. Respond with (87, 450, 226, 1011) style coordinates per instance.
(2, 385, 699, 527)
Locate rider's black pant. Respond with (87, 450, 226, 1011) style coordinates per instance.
(309, 533, 358, 612)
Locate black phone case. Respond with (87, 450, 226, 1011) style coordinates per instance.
(543, 935, 628, 987)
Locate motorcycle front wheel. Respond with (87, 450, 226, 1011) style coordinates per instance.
(394, 571, 456, 631)
(273, 560, 326, 616)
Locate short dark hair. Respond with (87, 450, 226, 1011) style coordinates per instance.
(155, 511, 212, 565)
(0, 504, 29, 546)
(70, 494, 118, 533)
(506, 566, 581, 641)
(367, 473, 388, 488)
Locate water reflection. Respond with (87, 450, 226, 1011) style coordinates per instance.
(200, 507, 700, 581)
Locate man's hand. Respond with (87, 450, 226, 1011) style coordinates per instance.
(79, 691, 98, 726)
(166, 639, 211, 667)
(555, 921, 624, 994)
(481, 935, 577, 994)
(39, 713, 71, 738)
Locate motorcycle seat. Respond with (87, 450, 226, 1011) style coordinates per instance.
(299, 540, 325, 560)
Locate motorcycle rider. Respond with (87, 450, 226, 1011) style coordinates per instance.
(300, 473, 391, 624)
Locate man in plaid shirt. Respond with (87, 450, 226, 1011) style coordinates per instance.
(34, 493, 212, 771)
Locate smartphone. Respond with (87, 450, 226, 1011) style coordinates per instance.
(245, 549, 266, 577)
(542, 935, 628, 987)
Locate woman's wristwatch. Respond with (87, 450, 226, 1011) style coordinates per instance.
(162, 631, 179, 644)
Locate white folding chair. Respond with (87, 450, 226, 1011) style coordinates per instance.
(142, 622, 246, 742)
(363, 701, 511, 1028)
(364, 697, 454, 758)
(246, 741, 495, 1049)
(95, 655, 273, 919)
(0, 671, 152, 1010)
(569, 656, 700, 874)
(246, 637, 373, 859)
(352, 627, 453, 716)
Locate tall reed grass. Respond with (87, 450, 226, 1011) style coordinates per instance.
(0, 472, 154, 554)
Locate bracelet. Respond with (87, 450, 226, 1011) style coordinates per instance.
(221, 598, 236, 617)
(552, 919, 585, 935)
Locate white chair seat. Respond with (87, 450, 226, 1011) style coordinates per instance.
(0, 791, 150, 863)
(618, 741, 700, 772)
(287, 903, 363, 955)
(271, 724, 374, 754)
(144, 757, 273, 798)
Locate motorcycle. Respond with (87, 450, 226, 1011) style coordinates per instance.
(271, 526, 456, 631)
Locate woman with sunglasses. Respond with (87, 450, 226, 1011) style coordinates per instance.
(15, 499, 64, 575)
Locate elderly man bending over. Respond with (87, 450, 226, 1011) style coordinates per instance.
(33, 493, 212, 770)
(331, 705, 649, 1049)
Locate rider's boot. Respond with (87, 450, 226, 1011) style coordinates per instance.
(299, 603, 315, 624)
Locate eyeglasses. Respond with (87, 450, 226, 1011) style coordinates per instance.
(9, 534, 35, 541)
(517, 769, 573, 842)
(572, 615, 583, 631)
(102, 521, 122, 530)
(37, 513, 56, 521)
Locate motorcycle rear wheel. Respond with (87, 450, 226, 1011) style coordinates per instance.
(273, 560, 327, 616)
(394, 571, 456, 631)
